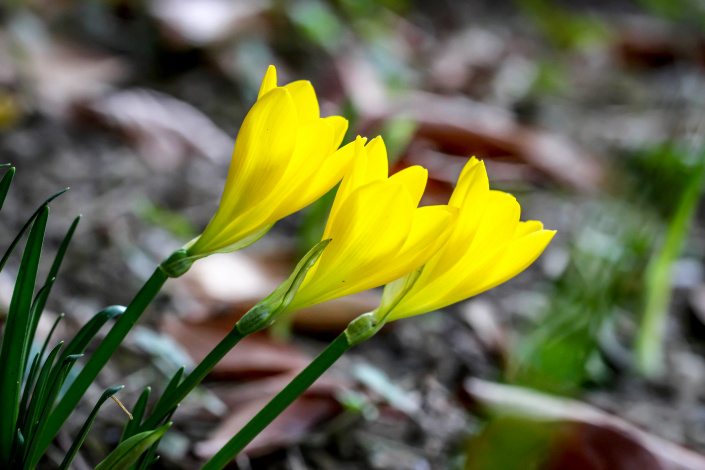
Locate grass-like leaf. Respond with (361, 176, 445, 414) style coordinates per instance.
(94, 423, 171, 470)
(17, 353, 41, 430)
(143, 367, 183, 431)
(0, 188, 67, 275)
(56, 305, 126, 367)
(19, 342, 64, 466)
(0, 166, 15, 212)
(27, 215, 81, 349)
(24, 354, 82, 469)
(121, 387, 150, 442)
(58, 385, 125, 470)
(0, 207, 48, 465)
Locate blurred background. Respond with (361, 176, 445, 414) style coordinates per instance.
(1, 0, 705, 468)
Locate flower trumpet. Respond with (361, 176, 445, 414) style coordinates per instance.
(374, 157, 555, 326)
(163, 66, 350, 276)
(237, 135, 456, 334)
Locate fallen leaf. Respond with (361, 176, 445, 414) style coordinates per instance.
(148, 0, 269, 48)
(463, 378, 705, 470)
(175, 250, 381, 333)
(163, 316, 310, 379)
(388, 92, 604, 192)
(79, 88, 234, 169)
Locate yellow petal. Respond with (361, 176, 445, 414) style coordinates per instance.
(286, 137, 356, 212)
(257, 65, 278, 99)
(323, 137, 368, 239)
(233, 118, 335, 229)
(389, 165, 428, 207)
(469, 229, 556, 297)
(514, 220, 544, 239)
(284, 80, 319, 124)
(391, 191, 521, 319)
(364, 136, 389, 181)
(324, 115, 348, 152)
(290, 180, 414, 309)
(190, 88, 297, 254)
(376, 205, 455, 284)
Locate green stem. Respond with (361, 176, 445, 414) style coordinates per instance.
(35, 268, 168, 457)
(201, 333, 351, 470)
(635, 157, 705, 376)
(140, 328, 246, 431)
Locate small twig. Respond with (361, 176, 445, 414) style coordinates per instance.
(110, 395, 133, 420)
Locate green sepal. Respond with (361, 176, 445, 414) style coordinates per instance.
(94, 423, 171, 470)
(58, 385, 125, 470)
(345, 267, 425, 346)
(158, 250, 193, 278)
(236, 238, 330, 336)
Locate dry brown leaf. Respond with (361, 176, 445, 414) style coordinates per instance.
(545, 422, 666, 470)
(148, 0, 269, 48)
(196, 391, 341, 458)
(175, 250, 382, 334)
(464, 378, 705, 470)
(163, 316, 310, 379)
(387, 92, 604, 192)
(20, 39, 129, 117)
(80, 88, 234, 169)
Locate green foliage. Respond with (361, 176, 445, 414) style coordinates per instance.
(0, 205, 49, 464)
(59, 386, 126, 470)
(0, 168, 140, 467)
(94, 423, 171, 470)
(463, 416, 558, 470)
(518, 0, 611, 51)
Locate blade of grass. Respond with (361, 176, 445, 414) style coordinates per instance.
(24, 354, 82, 469)
(94, 423, 171, 470)
(26, 215, 81, 349)
(17, 353, 40, 431)
(636, 155, 705, 376)
(58, 386, 125, 470)
(20, 342, 64, 461)
(121, 387, 151, 442)
(0, 166, 15, 212)
(0, 188, 67, 275)
(37, 268, 168, 457)
(0, 207, 48, 465)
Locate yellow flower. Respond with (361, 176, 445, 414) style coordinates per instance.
(381, 157, 555, 321)
(187, 65, 350, 257)
(284, 136, 456, 312)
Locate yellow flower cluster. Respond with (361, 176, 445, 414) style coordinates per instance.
(190, 66, 555, 323)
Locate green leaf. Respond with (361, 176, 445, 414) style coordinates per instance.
(0, 166, 15, 212)
(26, 215, 81, 349)
(146, 368, 183, 431)
(94, 423, 171, 470)
(0, 207, 48, 465)
(56, 305, 125, 372)
(58, 386, 125, 470)
(20, 342, 64, 463)
(37, 312, 64, 370)
(236, 238, 331, 335)
(24, 354, 82, 469)
(38, 269, 168, 459)
(17, 353, 41, 430)
(0, 188, 67, 275)
(121, 387, 150, 442)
